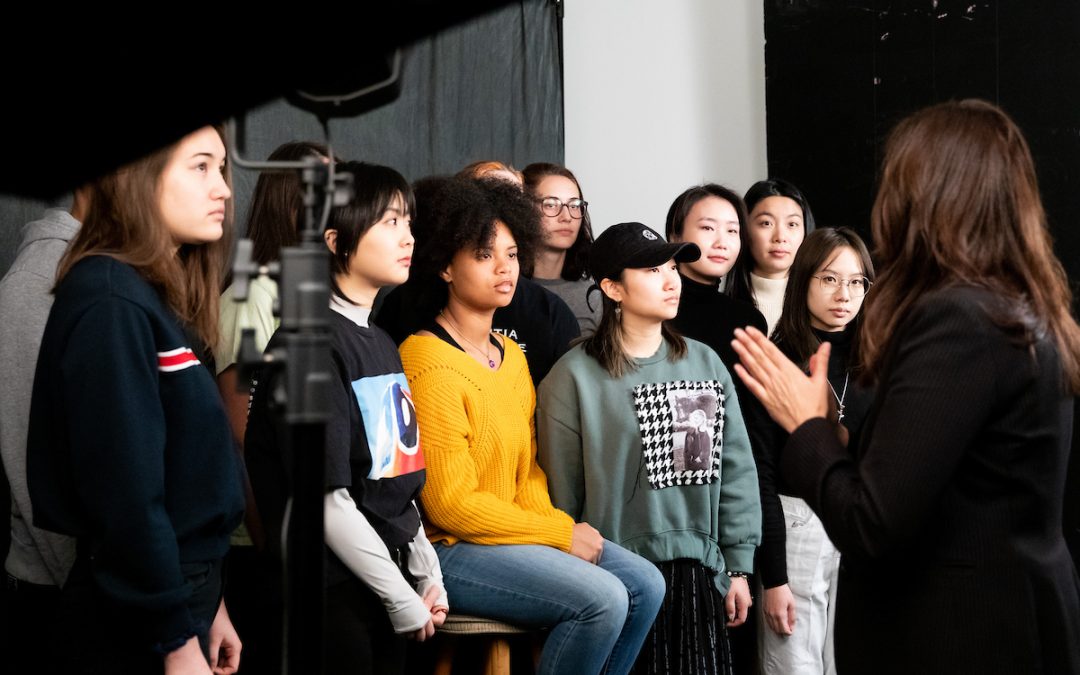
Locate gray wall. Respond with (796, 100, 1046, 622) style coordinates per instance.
(563, 0, 768, 235)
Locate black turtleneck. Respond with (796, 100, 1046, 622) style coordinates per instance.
(810, 327, 873, 431)
(746, 324, 875, 588)
(670, 274, 767, 373)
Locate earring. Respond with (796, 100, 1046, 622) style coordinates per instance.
(614, 302, 622, 317)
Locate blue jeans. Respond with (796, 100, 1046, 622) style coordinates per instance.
(435, 539, 665, 675)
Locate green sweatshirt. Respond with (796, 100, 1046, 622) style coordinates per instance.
(537, 338, 761, 594)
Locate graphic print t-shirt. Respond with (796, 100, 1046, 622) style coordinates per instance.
(325, 312, 426, 568)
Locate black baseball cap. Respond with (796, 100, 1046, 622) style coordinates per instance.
(589, 222, 701, 283)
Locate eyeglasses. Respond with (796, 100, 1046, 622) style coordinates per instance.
(812, 274, 872, 297)
(538, 197, 588, 219)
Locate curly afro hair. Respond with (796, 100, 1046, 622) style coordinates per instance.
(409, 175, 541, 311)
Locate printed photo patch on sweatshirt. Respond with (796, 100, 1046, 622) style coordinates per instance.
(632, 380, 725, 489)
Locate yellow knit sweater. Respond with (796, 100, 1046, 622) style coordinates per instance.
(400, 334, 574, 551)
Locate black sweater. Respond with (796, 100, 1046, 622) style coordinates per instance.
(782, 286, 1080, 673)
(27, 256, 244, 651)
(745, 325, 873, 588)
(670, 274, 767, 373)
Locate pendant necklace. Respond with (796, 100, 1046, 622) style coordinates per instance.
(828, 372, 850, 423)
(441, 310, 496, 369)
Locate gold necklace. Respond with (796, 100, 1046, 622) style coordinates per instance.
(440, 310, 497, 369)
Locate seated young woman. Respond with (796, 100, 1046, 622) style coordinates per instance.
(522, 162, 601, 335)
(374, 170, 580, 385)
(536, 222, 762, 675)
(244, 161, 446, 674)
(399, 176, 665, 675)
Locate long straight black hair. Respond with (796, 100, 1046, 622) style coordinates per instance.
(726, 178, 816, 305)
(771, 227, 874, 368)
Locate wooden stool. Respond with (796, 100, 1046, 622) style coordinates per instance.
(432, 614, 533, 675)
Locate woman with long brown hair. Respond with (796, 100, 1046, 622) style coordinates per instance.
(732, 100, 1080, 673)
(26, 126, 245, 674)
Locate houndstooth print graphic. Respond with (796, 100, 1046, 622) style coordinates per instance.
(633, 380, 725, 489)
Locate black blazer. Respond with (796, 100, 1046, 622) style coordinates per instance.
(782, 285, 1080, 674)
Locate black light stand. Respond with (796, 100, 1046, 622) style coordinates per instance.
(225, 117, 353, 675)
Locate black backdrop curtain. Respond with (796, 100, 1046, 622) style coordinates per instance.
(227, 0, 564, 234)
(762, 0, 1080, 288)
(761, 0, 1080, 566)
(0, 0, 564, 275)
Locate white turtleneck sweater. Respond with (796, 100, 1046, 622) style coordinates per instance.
(750, 273, 788, 337)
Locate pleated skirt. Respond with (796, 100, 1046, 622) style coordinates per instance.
(632, 559, 733, 675)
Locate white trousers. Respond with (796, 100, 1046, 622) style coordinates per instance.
(758, 495, 840, 675)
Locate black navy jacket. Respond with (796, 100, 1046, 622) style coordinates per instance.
(27, 256, 244, 650)
(783, 285, 1080, 674)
